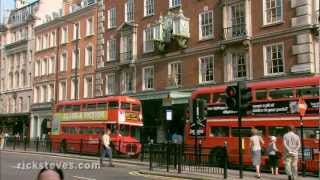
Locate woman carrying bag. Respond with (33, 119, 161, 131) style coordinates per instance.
(267, 136, 280, 175)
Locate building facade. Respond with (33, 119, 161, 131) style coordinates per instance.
(94, 0, 319, 143)
(0, 0, 63, 138)
(31, 0, 98, 138)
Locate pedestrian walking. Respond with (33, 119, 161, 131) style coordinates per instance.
(249, 128, 264, 178)
(100, 128, 114, 167)
(0, 130, 4, 150)
(267, 136, 279, 175)
(283, 126, 301, 180)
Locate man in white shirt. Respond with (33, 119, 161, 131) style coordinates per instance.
(100, 129, 114, 167)
(283, 126, 301, 180)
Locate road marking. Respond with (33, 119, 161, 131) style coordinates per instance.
(3, 151, 138, 167)
(129, 171, 190, 180)
(72, 175, 96, 180)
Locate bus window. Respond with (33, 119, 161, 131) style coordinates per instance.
(73, 105, 81, 111)
(296, 86, 319, 97)
(80, 127, 88, 134)
(121, 103, 131, 110)
(297, 128, 318, 139)
(64, 105, 73, 112)
(212, 93, 224, 104)
(132, 104, 141, 112)
(269, 126, 289, 137)
(256, 126, 266, 136)
(131, 126, 141, 139)
(109, 101, 119, 109)
(231, 127, 252, 137)
(197, 94, 210, 103)
(62, 127, 68, 134)
(119, 125, 130, 136)
(86, 104, 96, 111)
(269, 88, 293, 99)
(94, 128, 103, 134)
(106, 124, 117, 134)
(256, 90, 268, 100)
(210, 126, 229, 137)
(97, 103, 107, 110)
(69, 127, 77, 134)
(87, 128, 94, 134)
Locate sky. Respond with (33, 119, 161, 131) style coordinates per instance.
(0, 0, 15, 23)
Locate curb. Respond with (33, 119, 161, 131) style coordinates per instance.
(138, 170, 221, 180)
(2, 149, 148, 167)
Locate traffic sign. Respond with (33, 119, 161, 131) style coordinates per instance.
(298, 98, 307, 116)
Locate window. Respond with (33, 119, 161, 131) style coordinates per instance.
(120, 34, 133, 62)
(144, 0, 154, 16)
(85, 104, 96, 111)
(121, 103, 131, 110)
(296, 86, 319, 97)
(122, 70, 135, 93)
(59, 81, 67, 101)
(109, 101, 119, 109)
(132, 104, 141, 112)
(269, 88, 293, 99)
(36, 86, 40, 103)
(86, 17, 93, 36)
(168, 62, 182, 87)
(84, 76, 93, 98)
(70, 78, 79, 100)
(73, 22, 80, 40)
(42, 85, 47, 102)
(263, 0, 283, 25)
(231, 3, 246, 38)
(107, 39, 116, 61)
(49, 56, 56, 74)
(269, 126, 289, 137)
(42, 58, 48, 76)
(231, 127, 252, 137)
(125, 0, 134, 22)
(108, 8, 116, 28)
(19, 97, 23, 112)
(97, 103, 107, 110)
(199, 10, 213, 40)
(143, 27, 154, 53)
(143, 66, 154, 90)
(60, 53, 67, 72)
(105, 73, 115, 95)
(232, 53, 247, 79)
(51, 31, 56, 47)
(210, 126, 229, 137)
(48, 84, 54, 101)
(255, 90, 268, 100)
(72, 49, 80, 69)
(264, 43, 284, 75)
(199, 55, 214, 83)
(169, 0, 181, 8)
(61, 27, 68, 44)
(85, 46, 93, 66)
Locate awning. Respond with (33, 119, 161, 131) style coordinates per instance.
(133, 90, 191, 105)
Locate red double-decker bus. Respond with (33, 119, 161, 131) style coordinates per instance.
(185, 76, 320, 173)
(50, 96, 143, 156)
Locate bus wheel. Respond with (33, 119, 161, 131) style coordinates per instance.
(59, 140, 67, 153)
(209, 148, 226, 167)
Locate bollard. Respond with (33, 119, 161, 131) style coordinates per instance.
(36, 138, 39, 152)
(24, 138, 27, 151)
(80, 139, 83, 155)
(224, 141, 228, 179)
(149, 143, 153, 171)
(13, 137, 16, 150)
(140, 143, 144, 162)
(166, 142, 170, 172)
(178, 144, 182, 173)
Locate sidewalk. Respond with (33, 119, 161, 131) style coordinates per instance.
(2, 149, 318, 180)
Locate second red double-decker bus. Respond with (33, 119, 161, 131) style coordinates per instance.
(185, 76, 320, 174)
(50, 96, 143, 156)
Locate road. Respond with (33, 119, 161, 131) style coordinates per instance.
(0, 151, 185, 180)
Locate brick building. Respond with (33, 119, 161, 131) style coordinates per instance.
(0, 0, 62, 137)
(94, 0, 320, 142)
(31, 0, 98, 138)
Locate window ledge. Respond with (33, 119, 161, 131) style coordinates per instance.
(107, 26, 117, 30)
(198, 37, 214, 42)
(143, 14, 154, 19)
(199, 81, 216, 86)
(169, 5, 181, 10)
(262, 21, 284, 28)
(142, 88, 155, 92)
(263, 72, 286, 77)
(85, 34, 95, 38)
